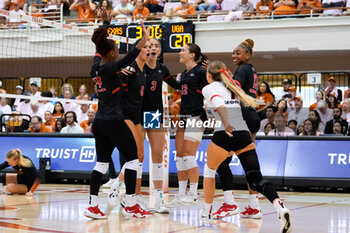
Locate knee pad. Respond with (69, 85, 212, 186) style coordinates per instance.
(176, 157, 186, 171)
(93, 162, 109, 174)
(245, 170, 265, 192)
(203, 164, 216, 178)
(124, 159, 138, 171)
(137, 162, 143, 179)
(183, 156, 198, 169)
(152, 163, 163, 181)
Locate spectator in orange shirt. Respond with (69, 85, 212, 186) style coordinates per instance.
(309, 90, 323, 111)
(133, 0, 150, 20)
(256, 81, 275, 119)
(52, 102, 65, 119)
(80, 108, 96, 133)
(274, 0, 297, 16)
(28, 116, 52, 133)
(255, 0, 274, 18)
(43, 110, 56, 131)
(144, 0, 164, 13)
(95, 0, 113, 18)
(297, 0, 322, 15)
(175, 0, 195, 17)
(69, 0, 96, 23)
(9, 0, 25, 10)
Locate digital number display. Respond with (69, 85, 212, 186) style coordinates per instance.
(107, 22, 194, 53)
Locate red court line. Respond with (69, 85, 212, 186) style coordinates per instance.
(168, 226, 205, 233)
(263, 202, 328, 216)
(0, 217, 21, 220)
(0, 221, 78, 233)
(6, 198, 86, 207)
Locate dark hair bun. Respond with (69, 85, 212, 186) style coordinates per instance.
(91, 27, 108, 46)
(245, 39, 254, 49)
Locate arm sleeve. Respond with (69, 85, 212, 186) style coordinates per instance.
(199, 68, 209, 88)
(233, 66, 247, 88)
(162, 65, 181, 89)
(202, 86, 225, 108)
(115, 46, 141, 70)
(0, 161, 10, 171)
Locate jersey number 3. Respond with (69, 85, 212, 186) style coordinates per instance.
(150, 81, 157, 91)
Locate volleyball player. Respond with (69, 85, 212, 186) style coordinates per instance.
(0, 149, 40, 196)
(213, 39, 263, 219)
(167, 43, 208, 207)
(84, 21, 151, 219)
(139, 38, 181, 213)
(201, 61, 292, 233)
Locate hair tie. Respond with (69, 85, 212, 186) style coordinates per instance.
(220, 69, 241, 89)
(15, 149, 19, 153)
(239, 43, 251, 55)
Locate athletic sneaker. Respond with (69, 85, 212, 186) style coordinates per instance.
(122, 204, 152, 219)
(240, 206, 263, 219)
(102, 178, 116, 188)
(84, 205, 107, 219)
(199, 208, 213, 224)
(180, 193, 200, 205)
(154, 199, 170, 214)
(279, 207, 292, 233)
(108, 182, 119, 206)
(212, 203, 240, 219)
(136, 195, 150, 212)
(165, 195, 185, 208)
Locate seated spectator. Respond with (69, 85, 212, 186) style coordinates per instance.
(275, 99, 288, 120)
(111, 0, 134, 23)
(60, 83, 76, 100)
(308, 110, 324, 132)
(133, 0, 150, 20)
(69, 0, 96, 23)
(28, 116, 52, 133)
(25, 2, 43, 14)
(90, 84, 98, 101)
(273, 0, 297, 17)
(0, 96, 12, 115)
(342, 98, 350, 123)
(17, 91, 32, 115)
(309, 90, 324, 111)
(326, 93, 338, 109)
(29, 80, 41, 97)
(80, 108, 96, 133)
(259, 105, 276, 132)
(8, 1, 26, 27)
(175, 0, 195, 17)
(297, 0, 321, 15)
(320, 0, 345, 16)
(256, 81, 274, 119)
(286, 86, 297, 111)
(144, 0, 164, 13)
(268, 114, 295, 136)
(316, 100, 333, 127)
(76, 104, 89, 123)
(276, 78, 292, 101)
(9, 0, 25, 11)
(332, 121, 344, 135)
(300, 118, 321, 136)
(297, 122, 304, 135)
(162, 6, 186, 23)
(324, 76, 342, 102)
(344, 86, 350, 100)
(52, 102, 65, 119)
(264, 122, 275, 135)
(43, 110, 56, 131)
(29, 101, 44, 119)
(233, 0, 254, 16)
(198, 0, 221, 12)
(76, 84, 90, 101)
(40, 91, 54, 113)
(324, 107, 348, 134)
(255, 0, 274, 18)
(10, 85, 24, 112)
(287, 119, 297, 132)
(95, 0, 113, 18)
(54, 118, 66, 133)
(60, 111, 84, 133)
(288, 96, 309, 125)
(62, 90, 78, 113)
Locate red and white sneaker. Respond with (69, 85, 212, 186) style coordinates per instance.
(84, 205, 107, 219)
(212, 203, 240, 219)
(122, 204, 152, 219)
(240, 206, 263, 219)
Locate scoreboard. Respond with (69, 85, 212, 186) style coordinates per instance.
(107, 22, 194, 54)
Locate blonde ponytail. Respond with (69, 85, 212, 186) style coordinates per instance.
(208, 60, 258, 108)
(6, 149, 32, 168)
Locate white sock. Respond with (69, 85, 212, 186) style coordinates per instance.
(189, 183, 198, 196)
(155, 189, 163, 200)
(224, 190, 235, 204)
(273, 199, 284, 212)
(179, 181, 187, 196)
(249, 194, 260, 209)
(124, 194, 136, 207)
(89, 195, 98, 206)
(204, 203, 212, 214)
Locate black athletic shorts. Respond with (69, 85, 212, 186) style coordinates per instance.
(212, 130, 253, 152)
(124, 111, 141, 125)
(17, 175, 35, 190)
(245, 120, 260, 134)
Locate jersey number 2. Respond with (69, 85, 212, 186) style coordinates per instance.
(93, 76, 102, 89)
(181, 84, 188, 95)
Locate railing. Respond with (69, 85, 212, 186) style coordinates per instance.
(0, 77, 22, 94)
(0, 113, 31, 133)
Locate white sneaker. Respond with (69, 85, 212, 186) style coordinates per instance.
(84, 205, 107, 219)
(136, 195, 151, 212)
(102, 179, 116, 188)
(165, 195, 185, 208)
(154, 199, 169, 214)
(279, 207, 292, 233)
(108, 181, 119, 206)
(180, 193, 200, 205)
(199, 208, 213, 224)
